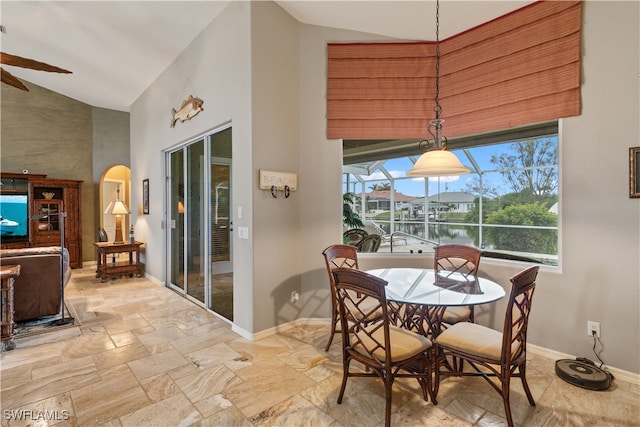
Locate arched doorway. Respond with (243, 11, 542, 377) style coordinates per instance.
(100, 165, 131, 243)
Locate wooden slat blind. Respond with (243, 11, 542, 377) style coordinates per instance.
(327, 0, 582, 140)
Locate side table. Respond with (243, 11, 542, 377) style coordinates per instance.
(1, 265, 21, 351)
(94, 241, 144, 282)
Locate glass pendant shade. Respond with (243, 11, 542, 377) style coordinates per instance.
(407, 150, 470, 177)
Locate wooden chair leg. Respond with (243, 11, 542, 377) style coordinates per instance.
(519, 364, 536, 406)
(324, 306, 338, 351)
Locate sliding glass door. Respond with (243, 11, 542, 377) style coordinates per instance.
(166, 126, 233, 321)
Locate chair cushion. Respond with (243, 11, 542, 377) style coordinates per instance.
(442, 306, 471, 324)
(435, 322, 502, 361)
(355, 324, 431, 363)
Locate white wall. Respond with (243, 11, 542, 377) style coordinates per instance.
(249, 2, 302, 331)
(130, 1, 254, 332)
(131, 1, 639, 374)
(297, 1, 640, 374)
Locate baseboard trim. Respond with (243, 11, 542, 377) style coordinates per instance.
(527, 343, 639, 386)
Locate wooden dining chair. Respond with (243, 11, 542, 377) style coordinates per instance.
(321, 244, 360, 351)
(332, 267, 436, 427)
(434, 244, 483, 325)
(433, 265, 539, 427)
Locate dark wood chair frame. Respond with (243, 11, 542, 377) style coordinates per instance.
(434, 265, 539, 427)
(343, 228, 368, 247)
(434, 244, 483, 324)
(357, 233, 382, 252)
(321, 244, 360, 351)
(333, 268, 436, 427)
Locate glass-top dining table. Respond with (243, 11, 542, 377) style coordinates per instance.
(367, 268, 506, 338)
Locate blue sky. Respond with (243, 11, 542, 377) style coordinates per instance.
(344, 137, 559, 198)
(345, 147, 504, 198)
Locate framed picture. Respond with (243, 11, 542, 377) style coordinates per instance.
(631, 147, 640, 198)
(143, 179, 150, 214)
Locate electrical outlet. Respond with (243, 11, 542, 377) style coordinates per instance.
(291, 291, 300, 304)
(587, 321, 600, 338)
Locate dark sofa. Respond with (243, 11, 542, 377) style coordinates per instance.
(0, 246, 71, 322)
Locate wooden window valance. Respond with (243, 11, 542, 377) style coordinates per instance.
(327, 0, 582, 140)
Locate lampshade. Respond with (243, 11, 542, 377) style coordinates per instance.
(407, 150, 470, 177)
(104, 200, 131, 215)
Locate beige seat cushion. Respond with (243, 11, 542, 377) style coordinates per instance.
(435, 322, 503, 361)
(442, 306, 471, 324)
(355, 324, 432, 362)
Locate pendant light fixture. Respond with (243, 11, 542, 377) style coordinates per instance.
(407, 0, 470, 177)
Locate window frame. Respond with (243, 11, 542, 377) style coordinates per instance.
(342, 122, 559, 266)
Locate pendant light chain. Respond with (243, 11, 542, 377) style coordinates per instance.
(434, 0, 442, 120)
(407, 0, 469, 177)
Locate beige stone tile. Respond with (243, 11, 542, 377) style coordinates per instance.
(304, 364, 335, 383)
(191, 405, 252, 427)
(276, 342, 330, 370)
(183, 343, 243, 370)
(248, 394, 336, 426)
(0, 364, 32, 390)
(61, 331, 116, 359)
(92, 342, 150, 371)
(534, 376, 640, 426)
(109, 331, 140, 348)
(171, 327, 238, 355)
(3, 270, 639, 427)
(139, 373, 181, 403)
(104, 317, 151, 335)
(175, 364, 242, 403)
(193, 393, 235, 419)
(0, 341, 65, 370)
(71, 369, 150, 426)
(1, 365, 101, 410)
(119, 393, 202, 426)
(32, 355, 96, 381)
(225, 359, 316, 418)
(135, 326, 187, 348)
(13, 325, 82, 350)
(127, 348, 190, 380)
(0, 392, 76, 427)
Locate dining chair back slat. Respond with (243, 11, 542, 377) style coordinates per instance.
(332, 268, 436, 427)
(321, 244, 360, 351)
(434, 265, 539, 427)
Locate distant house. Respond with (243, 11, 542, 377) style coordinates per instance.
(364, 190, 418, 213)
(411, 191, 476, 217)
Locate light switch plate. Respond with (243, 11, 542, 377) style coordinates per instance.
(238, 226, 249, 239)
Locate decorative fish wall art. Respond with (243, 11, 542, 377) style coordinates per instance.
(171, 95, 204, 128)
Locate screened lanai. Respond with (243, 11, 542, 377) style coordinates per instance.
(341, 123, 559, 265)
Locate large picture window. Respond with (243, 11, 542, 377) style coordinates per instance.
(342, 123, 559, 265)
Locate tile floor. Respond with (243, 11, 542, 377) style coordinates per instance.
(1, 267, 639, 426)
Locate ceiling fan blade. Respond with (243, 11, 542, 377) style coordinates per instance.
(1, 52, 72, 74)
(1, 67, 29, 91)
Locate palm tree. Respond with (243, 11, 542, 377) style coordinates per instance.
(343, 192, 364, 228)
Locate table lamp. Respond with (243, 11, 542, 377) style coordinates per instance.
(104, 188, 130, 244)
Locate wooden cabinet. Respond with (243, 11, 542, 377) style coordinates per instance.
(30, 179, 83, 268)
(0, 173, 82, 269)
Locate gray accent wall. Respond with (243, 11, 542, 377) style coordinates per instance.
(1, 80, 130, 262)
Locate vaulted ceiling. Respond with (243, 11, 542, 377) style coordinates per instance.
(0, 1, 533, 112)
